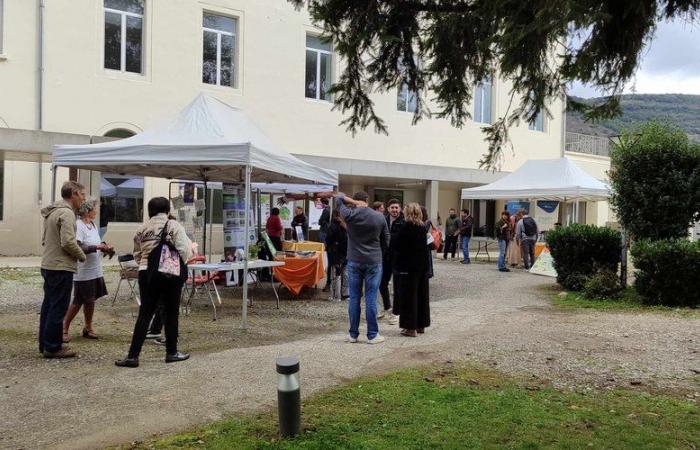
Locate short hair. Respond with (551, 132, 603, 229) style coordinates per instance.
(77, 197, 98, 217)
(352, 191, 369, 202)
(147, 197, 171, 218)
(449, 207, 456, 211)
(372, 201, 384, 211)
(387, 198, 401, 207)
(404, 203, 424, 225)
(461, 209, 469, 214)
(271, 207, 280, 216)
(295, 205, 303, 212)
(61, 181, 85, 199)
(320, 198, 329, 206)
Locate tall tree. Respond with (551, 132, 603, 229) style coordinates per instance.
(289, 0, 700, 169)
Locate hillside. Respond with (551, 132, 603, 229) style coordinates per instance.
(567, 94, 700, 140)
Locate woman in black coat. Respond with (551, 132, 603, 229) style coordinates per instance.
(325, 209, 348, 301)
(393, 203, 430, 337)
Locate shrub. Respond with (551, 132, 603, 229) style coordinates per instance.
(582, 268, 621, 299)
(630, 239, 700, 308)
(609, 121, 700, 240)
(546, 224, 622, 291)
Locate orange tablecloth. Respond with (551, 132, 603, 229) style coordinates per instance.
(274, 252, 325, 295)
(535, 242, 547, 257)
(282, 241, 325, 252)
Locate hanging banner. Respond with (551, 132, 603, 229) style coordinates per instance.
(309, 198, 324, 230)
(274, 195, 295, 228)
(535, 200, 560, 231)
(506, 201, 530, 216)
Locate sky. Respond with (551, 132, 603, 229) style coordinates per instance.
(567, 19, 700, 98)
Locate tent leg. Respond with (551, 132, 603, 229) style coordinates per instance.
(202, 181, 208, 262)
(50, 165, 57, 203)
(241, 165, 251, 329)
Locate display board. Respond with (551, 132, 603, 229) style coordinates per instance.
(222, 183, 256, 262)
(169, 182, 203, 246)
(274, 195, 295, 228)
(309, 198, 325, 230)
(529, 247, 557, 277)
(506, 201, 531, 216)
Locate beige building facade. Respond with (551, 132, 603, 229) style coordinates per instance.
(0, 0, 603, 256)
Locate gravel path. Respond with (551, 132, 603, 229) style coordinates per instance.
(0, 259, 698, 450)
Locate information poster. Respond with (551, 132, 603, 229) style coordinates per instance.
(534, 200, 559, 231)
(529, 248, 557, 277)
(309, 198, 324, 230)
(506, 201, 531, 216)
(274, 195, 294, 228)
(222, 183, 256, 262)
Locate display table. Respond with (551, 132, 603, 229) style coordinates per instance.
(274, 252, 325, 295)
(185, 260, 286, 320)
(471, 236, 498, 261)
(282, 241, 325, 252)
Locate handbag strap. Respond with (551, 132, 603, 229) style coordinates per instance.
(159, 220, 170, 244)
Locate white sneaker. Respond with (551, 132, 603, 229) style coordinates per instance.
(377, 309, 386, 319)
(368, 334, 385, 344)
(346, 335, 358, 343)
(388, 313, 399, 325)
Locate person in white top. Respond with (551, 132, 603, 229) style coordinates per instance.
(63, 198, 114, 342)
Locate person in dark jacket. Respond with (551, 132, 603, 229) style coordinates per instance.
(393, 203, 430, 337)
(421, 205, 435, 279)
(495, 210, 512, 272)
(443, 208, 460, 260)
(459, 209, 474, 264)
(291, 206, 308, 241)
(378, 198, 404, 324)
(318, 198, 333, 292)
(325, 209, 348, 301)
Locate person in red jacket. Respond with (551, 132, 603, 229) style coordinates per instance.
(266, 208, 284, 251)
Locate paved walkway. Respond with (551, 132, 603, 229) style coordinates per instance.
(1, 261, 698, 450)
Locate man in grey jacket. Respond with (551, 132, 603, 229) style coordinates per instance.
(336, 191, 390, 344)
(515, 210, 539, 269)
(39, 181, 87, 358)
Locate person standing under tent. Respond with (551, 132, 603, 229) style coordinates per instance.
(335, 191, 390, 344)
(495, 210, 512, 272)
(325, 209, 349, 301)
(393, 203, 431, 337)
(291, 206, 308, 241)
(443, 208, 460, 260)
(266, 207, 284, 251)
(378, 198, 403, 324)
(38, 181, 87, 359)
(516, 209, 539, 269)
(459, 209, 474, 264)
(507, 210, 523, 267)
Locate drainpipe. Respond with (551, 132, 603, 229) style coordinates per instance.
(37, 0, 45, 206)
(560, 91, 567, 158)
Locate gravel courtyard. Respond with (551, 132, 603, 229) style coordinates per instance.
(0, 258, 698, 450)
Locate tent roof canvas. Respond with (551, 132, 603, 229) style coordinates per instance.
(52, 93, 338, 186)
(461, 157, 610, 201)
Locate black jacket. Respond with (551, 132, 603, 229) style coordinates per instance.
(394, 222, 429, 273)
(385, 213, 406, 260)
(291, 213, 308, 240)
(325, 222, 348, 265)
(318, 206, 330, 233)
(459, 215, 474, 236)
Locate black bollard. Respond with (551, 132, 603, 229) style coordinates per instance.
(276, 356, 301, 437)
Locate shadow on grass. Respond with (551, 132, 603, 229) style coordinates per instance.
(128, 364, 700, 450)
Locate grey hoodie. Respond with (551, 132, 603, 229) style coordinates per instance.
(40, 200, 86, 272)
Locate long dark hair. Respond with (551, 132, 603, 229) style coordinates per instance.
(331, 209, 346, 229)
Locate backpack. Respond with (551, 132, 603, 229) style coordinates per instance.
(522, 217, 537, 237)
(146, 221, 188, 287)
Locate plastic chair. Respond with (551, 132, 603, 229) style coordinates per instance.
(112, 254, 141, 306)
(182, 255, 223, 319)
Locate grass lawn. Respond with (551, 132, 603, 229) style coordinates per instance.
(553, 288, 700, 317)
(135, 366, 699, 450)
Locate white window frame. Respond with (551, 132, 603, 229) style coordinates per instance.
(104, 3, 144, 74)
(528, 111, 545, 132)
(305, 35, 332, 101)
(202, 14, 237, 88)
(397, 82, 417, 113)
(474, 79, 492, 124)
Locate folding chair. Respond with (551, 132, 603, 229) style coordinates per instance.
(182, 255, 223, 320)
(112, 254, 141, 306)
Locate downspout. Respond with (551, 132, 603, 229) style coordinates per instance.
(560, 91, 567, 158)
(37, 0, 45, 206)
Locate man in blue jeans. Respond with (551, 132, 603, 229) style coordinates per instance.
(336, 192, 390, 344)
(459, 209, 473, 264)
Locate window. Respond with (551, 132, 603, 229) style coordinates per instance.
(397, 83, 417, 113)
(305, 34, 332, 101)
(202, 13, 237, 87)
(474, 79, 492, 124)
(100, 174, 144, 223)
(104, 0, 144, 74)
(528, 110, 544, 131)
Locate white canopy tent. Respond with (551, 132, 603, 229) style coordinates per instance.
(461, 157, 610, 202)
(52, 93, 338, 328)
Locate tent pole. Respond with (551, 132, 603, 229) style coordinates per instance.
(241, 165, 251, 329)
(257, 189, 262, 239)
(50, 165, 57, 203)
(202, 181, 208, 262)
(208, 185, 214, 262)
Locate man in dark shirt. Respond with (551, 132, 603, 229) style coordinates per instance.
(336, 191, 390, 344)
(459, 209, 474, 264)
(291, 206, 308, 241)
(378, 198, 404, 323)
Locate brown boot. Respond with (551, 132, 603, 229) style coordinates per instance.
(43, 347, 77, 359)
(401, 329, 417, 337)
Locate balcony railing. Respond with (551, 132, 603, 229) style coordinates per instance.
(565, 132, 611, 157)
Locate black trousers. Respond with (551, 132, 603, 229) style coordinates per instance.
(395, 271, 430, 330)
(443, 235, 457, 259)
(39, 269, 73, 353)
(128, 271, 183, 358)
(270, 236, 283, 251)
(378, 259, 395, 311)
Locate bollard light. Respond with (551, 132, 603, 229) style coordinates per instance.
(276, 356, 301, 437)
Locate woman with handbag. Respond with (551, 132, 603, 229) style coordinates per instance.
(116, 197, 195, 368)
(325, 209, 349, 301)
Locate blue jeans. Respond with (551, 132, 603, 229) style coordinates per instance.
(498, 239, 507, 269)
(460, 236, 471, 262)
(346, 261, 382, 340)
(39, 269, 74, 353)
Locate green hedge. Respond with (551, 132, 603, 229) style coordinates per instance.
(631, 239, 700, 307)
(546, 224, 622, 291)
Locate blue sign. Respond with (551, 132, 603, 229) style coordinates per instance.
(506, 201, 531, 215)
(537, 201, 559, 214)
